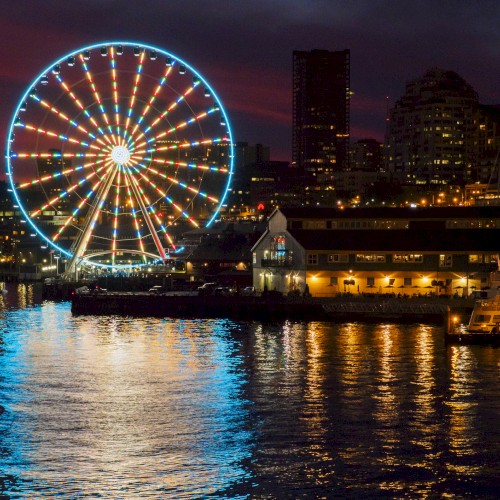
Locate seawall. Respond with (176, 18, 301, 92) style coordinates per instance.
(71, 292, 468, 324)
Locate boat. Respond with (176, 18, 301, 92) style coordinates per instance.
(446, 270, 500, 344)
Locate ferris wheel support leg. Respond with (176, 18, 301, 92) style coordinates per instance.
(63, 168, 117, 280)
(124, 168, 167, 262)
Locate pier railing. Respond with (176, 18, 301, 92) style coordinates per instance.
(323, 300, 449, 315)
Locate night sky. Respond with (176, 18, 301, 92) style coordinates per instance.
(1, 0, 499, 171)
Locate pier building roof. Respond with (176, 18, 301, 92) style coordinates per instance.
(289, 228, 500, 252)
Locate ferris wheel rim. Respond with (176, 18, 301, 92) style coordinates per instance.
(5, 40, 235, 266)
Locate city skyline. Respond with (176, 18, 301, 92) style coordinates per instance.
(1, 0, 499, 171)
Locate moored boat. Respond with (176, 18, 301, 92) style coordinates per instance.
(467, 295, 500, 334)
(446, 270, 500, 344)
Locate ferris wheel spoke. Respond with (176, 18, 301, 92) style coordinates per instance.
(125, 50, 146, 131)
(15, 121, 99, 151)
(11, 150, 104, 161)
(52, 172, 111, 242)
(55, 74, 107, 137)
(122, 170, 149, 262)
(30, 94, 97, 140)
(126, 166, 175, 248)
(18, 156, 108, 191)
(136, 135, 228, 156)
(108, 47, 122, 136)
(150, 157, 229, 174)
(133, 160, 219, 204)
(161, 135, 227, 151)
(140, 79, 201, 136)
(79, 53, 113, 134)
(135, 64, 174, 127)
(129, 163, 200, 229)
(123, 167, 171, 258)
(152, 105, 218, 142)
(31, 161, 112, 217)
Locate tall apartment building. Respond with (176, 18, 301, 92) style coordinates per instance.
(349, 139, 385, 172)
(469, 104, 500, 184)
(386, 68, 478, 186)
(292, 49, 350, 182)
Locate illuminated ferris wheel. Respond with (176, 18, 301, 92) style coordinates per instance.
(5, 41, 234, 274)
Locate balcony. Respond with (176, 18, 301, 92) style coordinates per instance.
(261, 258, 293, 268)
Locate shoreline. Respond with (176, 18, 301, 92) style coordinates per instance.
(70, 291, 473, 325)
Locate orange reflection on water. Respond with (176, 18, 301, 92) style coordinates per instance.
(337, 321, 373, 458)
(411, 325, 438, 452)
(371, 325, 441, 496)
(302, 322, 335, 485)
(0, 282, 41, 311)
(446, 345, 481, 474)
(372, 324, 399, 439)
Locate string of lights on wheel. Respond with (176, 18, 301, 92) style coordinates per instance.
(5, 41, 234, 272)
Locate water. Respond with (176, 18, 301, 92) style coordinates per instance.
(1, 283, 499, 498)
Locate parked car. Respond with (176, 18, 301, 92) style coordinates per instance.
(241, 286, 256, 296)
(197, 282, 218, 295)
(149, 285, 164, 294)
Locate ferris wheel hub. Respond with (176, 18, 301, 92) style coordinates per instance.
(110, 145, 131, 165)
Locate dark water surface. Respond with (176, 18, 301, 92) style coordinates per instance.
(1, 283, 499, 498)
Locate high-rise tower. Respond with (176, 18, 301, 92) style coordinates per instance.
(292, 49, 350, 182)
(386, 68, 478, 186)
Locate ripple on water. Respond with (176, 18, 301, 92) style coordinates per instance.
(0, 295, 499, 497)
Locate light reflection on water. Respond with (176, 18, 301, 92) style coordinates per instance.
(0, 283, 499, 497)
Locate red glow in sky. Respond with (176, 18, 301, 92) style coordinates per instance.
(1, 0, 499, 174)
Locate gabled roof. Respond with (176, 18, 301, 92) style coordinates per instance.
(289, 228, 500, 252)
(278, 206, 500, 220)
(251, 227, 270, 253)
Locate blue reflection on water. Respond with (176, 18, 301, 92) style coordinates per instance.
(0, 287, 253, 497)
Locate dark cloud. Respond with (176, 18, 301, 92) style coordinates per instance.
(1, 0, 499, 166)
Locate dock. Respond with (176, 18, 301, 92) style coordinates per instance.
(71, 291, 328, 321)
(70, 291, 470, 325)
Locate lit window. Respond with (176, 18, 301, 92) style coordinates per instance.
(356, 254, 386, 262)
(393, 254, 423, 263)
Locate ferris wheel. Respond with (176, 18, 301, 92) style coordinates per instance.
(6, 41, 234, 273)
